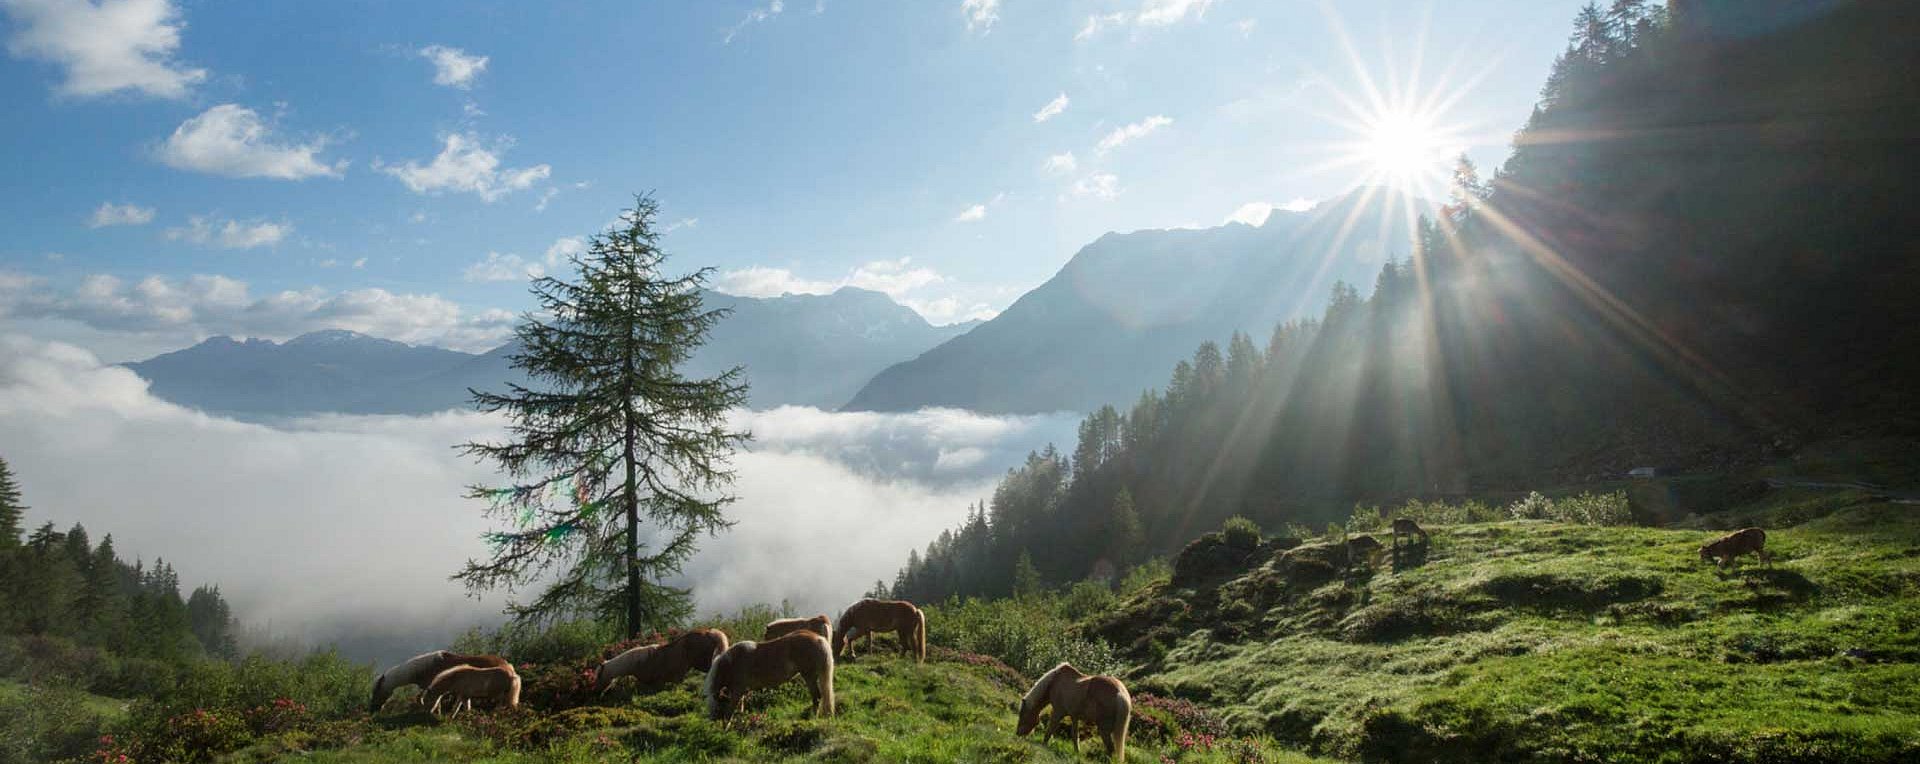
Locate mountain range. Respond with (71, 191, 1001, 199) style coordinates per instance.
(126, 287, 975, 417)
(127, 187, 1426, 419)
(844, 186, 1430, 414)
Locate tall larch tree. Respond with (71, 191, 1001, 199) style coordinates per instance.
(457, 194, 749, 637)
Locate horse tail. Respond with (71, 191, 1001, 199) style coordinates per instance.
(916, 608, 928, 662)
(368, 674, 386, 714)
(1111, 687, 1131, 762)
(820, 641, 836, 717)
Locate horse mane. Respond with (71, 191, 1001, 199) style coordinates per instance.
(1024, 662, 1079, 706)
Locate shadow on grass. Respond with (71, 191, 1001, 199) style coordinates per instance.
(1727, 568, 1819, 610)
(1390, 540, 1433, 571)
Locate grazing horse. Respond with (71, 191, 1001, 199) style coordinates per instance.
(1391, 518, 1431, 549)
(763, 615, 832, 643)
(834, 598, 926, 662)
(369, 651, 512, 713)
(704, 631, 835, 720)
(1014, 662, 1131, 762)
(424, 665, 521, 718)
(1700, 527, 1771, 569)
(1345, 534, 1385, 567)
(593, 628, 731, 694)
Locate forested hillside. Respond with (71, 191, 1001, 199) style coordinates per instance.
(844, 187, 1428, 415)
(891, 0, 1920, 602)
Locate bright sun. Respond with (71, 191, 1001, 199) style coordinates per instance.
(1361, 112, 1447, 180)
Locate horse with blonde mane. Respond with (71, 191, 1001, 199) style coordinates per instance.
(369, 651, 513, 713)
(834, 598, 926, 662)
(424, 665, 521, 718)
(592, 628, 730, 694)
(1015, 662, 1131, 762)
(763, 614, 831, 643)
(704, 631, 835, 720)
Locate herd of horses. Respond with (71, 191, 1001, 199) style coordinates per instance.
(369, 597, 1134, 760)
(368, 525, 1773, 761)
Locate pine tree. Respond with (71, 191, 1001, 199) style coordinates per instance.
(1108, 487, 1144, 568)
(1011, 550, 1041, 601)
(457, 194, 750, 637)
(187, 585, 238, 658)
(0, 456, 25, 551)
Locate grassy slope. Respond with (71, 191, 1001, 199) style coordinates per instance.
(1103, 494, 1920, 762)
(225, 651, 1332, 763)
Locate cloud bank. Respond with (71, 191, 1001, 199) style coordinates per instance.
(0, 337, 1077, 665)
(0, 271, 517, 359)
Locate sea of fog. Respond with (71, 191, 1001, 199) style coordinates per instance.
(0, 336, 1079, 667)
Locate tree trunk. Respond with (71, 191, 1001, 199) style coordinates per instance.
(623, 297, 643, 639)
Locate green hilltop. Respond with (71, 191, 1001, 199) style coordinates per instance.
(1092, 489, 1920, 762)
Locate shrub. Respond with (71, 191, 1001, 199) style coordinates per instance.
(1222, 516, 1263, 549)
(1506, 490, 1634, 526)
(1509, 491, 1555, 520)
(1119, 557, 1172, 596)
(456, 620, 621, 666)
(1347, 504, 1386, 532)
(0, 682, 109, 763)
(1558, 491, 1634, 526)
(1061, 580, 1117, 620)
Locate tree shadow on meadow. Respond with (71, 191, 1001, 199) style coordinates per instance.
(1725, 567, 1819, 610)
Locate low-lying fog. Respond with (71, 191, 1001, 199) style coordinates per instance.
(0, 336, 1078, 667)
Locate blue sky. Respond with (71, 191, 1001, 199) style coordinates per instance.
(0, 0, 1590, 360)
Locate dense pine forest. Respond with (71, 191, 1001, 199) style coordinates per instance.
(892, 0, 1920, 602)
(0, 456, 239, 663)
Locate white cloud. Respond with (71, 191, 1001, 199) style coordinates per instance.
(715, 257, 945, 300)
(1137, 0, 1213, 27)
(1224, 198, 1317, 226)
(1075, 11, 1131, 41)
(1, 0, 206, 99)
(0, 271, 517, 354)
(1032, 91, 1068, 123)
(462, 252, 544, 283)
(87, 201, 154, 228)
(662, 217, 698, 233)
(961, 0, 998, 32)
(1042, 151, 1077, 175)
(954, 203, 987, 223)
(164, 215, 290, 249)
(0, 339, 1076, 666)
(714, 258, 1007, 326)
(1096, 114, 1172, 154)
(532, 187, 559, 212)
(543, 235, 586, 266)
(379, 133, 551, 202)
(351, 257, 367, 269)
(1234, 17, 1256, 36)
(158, 104, 344, 180)
(1070, 172, 1120, 200)
(1074, 0, 1212, 40)
(723, 0, 783, 44)
(418, 44, 486, 89)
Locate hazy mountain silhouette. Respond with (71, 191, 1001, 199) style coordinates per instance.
(126, 288, 976, 417)
(844, 186, 1433, 414)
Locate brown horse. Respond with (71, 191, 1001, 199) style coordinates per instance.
(763, 614, 831, 643)
(370, 651, 512, 713)
(834, 598, 926, 662)
(1014, 662, 1131, 762)
(1345, 534, 1385, 567)
(424, 665, 521, 718)
(592, 628, 731, 694)
(1391, 518, 1431, 548)
(704, 631, 835, 720)
(1700, 527, 1771, 569)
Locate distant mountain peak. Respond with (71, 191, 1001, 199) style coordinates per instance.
(285, 329, 374, 345)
